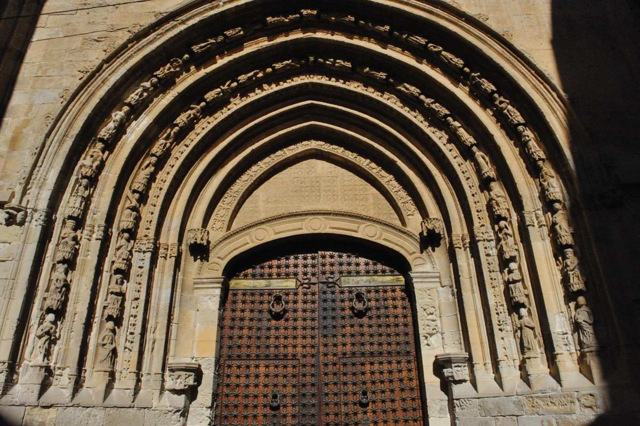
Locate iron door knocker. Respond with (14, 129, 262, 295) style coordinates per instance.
(359, 389, 370, 407)
(269, 293, 286, 319)
(269, 391, 281, 411)
(352, 291, 369, 317)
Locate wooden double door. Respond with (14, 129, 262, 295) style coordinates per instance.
(214, 251, 425, 425)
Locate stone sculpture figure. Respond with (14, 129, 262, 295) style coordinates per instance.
(516, 308, 539, 358)
(54, 219, 79, 264)
(538, 161, 562, 203)
(44, 263, 69, 312)
(469, 73, 496, 96)
(66, 178, 90, 219)
(119, 206, 139, 234)
(488, 181, 510, 219)
(446, 117, 476, 148)
(131, 156, 157, 194)
(149, 127, 179, 158)
(98, 321, 117, 369)
(153, 56, 188, 81)
(78, 142, 106, 180)
(104, 275, 127, 320)
(0, 204, 27, 226)
(97, 109, 129, 144)
(504, 262, 527, 305)
(562, 248, 585, 292)
(125, 77, 159, 107)
(34, 313, 57, 363)
(517, 127, 546, 162)
(497, 220, 518, 261)
(574, 296, 597, 352)
(493, 95, 525, 126)
(473, 148, 496, 181)
(174, 102, 205, 130)
(551, 205, 574, 247)
(113, 233, 133, 273)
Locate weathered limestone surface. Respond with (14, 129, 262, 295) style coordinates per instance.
(0, 0, 639, 425)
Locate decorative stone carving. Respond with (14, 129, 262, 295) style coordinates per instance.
(97, 109, 129, 145)
(436, 353, 470, 383)
(420, 218, 445, 247)
(0, 203, 27, 226)
(562, 248, 586, 292)
(54, 219, 79, 264)
(538, 160, 563, 203)
(97, 321, 117, 371)
(469, 72, 497, 96)
(131, 156, 158, 194)
(415, 288, 440, 349)
(516, 308, 539, 359)
(473, 147, 496, 182)
(153, 55, 189, 82)
(112, 232, 133, 273)
(34, 313, 57, 363)
(266, 14, 300, 27)
(174, 102, 205, 131)
(493, 95, 525, 126)
(104, 275, 127, 320)
(44, 263, 69, 312)
(445, 117, 477, 148)
(487, 181, 510, 220)
(496, 220, 518, 261)
(78, 142, 106, 180)
(504, 262, 527, 305)
(187, 228, 209, 249)
(66, 178, 90, 219)
(551, 204, 574, 247)
(125, 77, 159, 107)
(166, 361, 200, 392)
(574, 296, 597, 352)
(119, 204, 139, 234)
(517, 127, 546, 162)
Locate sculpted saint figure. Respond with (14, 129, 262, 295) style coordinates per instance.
(551, 204, 574, 247)
(488, 181, 510, 220)
(469, 73, 496, 96)
(473, 148, 496, 181)
(445, 118, 476, 148)
(44, 263, 69, 312)
(66, 178, 90, 219)
(497, 220, 518, 261)
(563, 248, 585, 292)
(119, 206, 139, 234)
(538, 161, 562, 203)
(104, 275, 127, 320)
(34, 313, 57, 363)
(78, 142, 106, 180)
(574, 296, 597, 352)
(113, 233, 133, 273)
(125, 77, 158, 107)
(504, 262, 527, 305)
(54, 220, 79, 264)
(131, 156, 157, 194)
(517, 127, 546, 162)
(97, 109, 129, 144)
(516, 308, 539, 358)
(98, 321, 117, 369)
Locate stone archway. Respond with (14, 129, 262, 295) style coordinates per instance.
(0, 1, 610, 425)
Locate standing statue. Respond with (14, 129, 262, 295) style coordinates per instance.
(54, 219, 79, 264)
(104, 275, 127, 320)
(504, 262, 527, 305)
(66, 178, 91, 219)
(538, 160, 562, 203)
(131, 156, 157, 194)
(562, 248, 585, 292)
(473, 148, 496, 182)
(78, 142, 106, 180)
(44, 263, 69, 312)
(112, 233, 133, 273)
(488, 181, 510, 220)
(574, 296, 597, 352)
(516, 308, 538, 359)
(496, 220, 518, 261)
(551, 206, 574, 247)
(97, 109, 129, 145)
(34, 313, 57, 363)
(125, 77, 159, 107)
(98, 321, 117, 369)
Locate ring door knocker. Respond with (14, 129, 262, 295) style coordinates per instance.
(269, 293, 286, 319)
(269, 391, 281, 411)
(352, 290, 369, 317)
(359, 389, 370, 408)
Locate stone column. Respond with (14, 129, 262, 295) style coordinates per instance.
(410, 271, 450, 426)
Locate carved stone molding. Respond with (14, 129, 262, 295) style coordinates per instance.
(165, 361, 200, 393)
(420, 217, 445, 247)
(187, 228, 209, 249)
(436, 353, 470, 383)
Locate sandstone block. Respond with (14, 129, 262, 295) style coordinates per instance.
(105, 408, 145, 426)
(479, 396, 526, 416)
(0, 405, 25, 425)
(56, 407, 105, 426)
(23, 406, 58, 425)
(524, 393, 576, 415)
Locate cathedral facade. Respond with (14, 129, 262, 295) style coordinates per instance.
(1, 0, 639, 424)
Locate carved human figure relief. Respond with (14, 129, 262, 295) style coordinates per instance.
(98, 321, 117, 370)
(34, 313, 57, 363)
(445, 117, 477, 148)
(78, 142, 106, 180)
(562, 248, 585, 292)
(473, 147, 496, 182)
(551, 202, 574, 247)
(516, 308, 539, 359)
(125, 77, 159, 107)
(112, 233, 133, 273)
(104, 275, 127, 320)
(504, 262, 527, 305)
(487, 181, 510, 220)
(97, 109, 129, 145)
(44, 263, 69, 312)
(574, 296, 597, 352)
(131, 156, 157, 194)
(517, 127, 546, 162)
(415, 288, 440, 349)
(537, 160, 562, 203)
(496, 220, 518, 261)
(54, 219, 79, 264)
(66, 178, 91, 219)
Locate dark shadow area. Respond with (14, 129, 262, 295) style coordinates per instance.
(552, 0, 640, 422)
(0, 0, 45, 126)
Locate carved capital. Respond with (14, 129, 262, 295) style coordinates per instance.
(187, 228, 209, 249)
(420, 218, 445, 247)
(474, 225, 494, 242)
(0, 203, 27, 227)
(166, 361, 200, 393)
(134, 238, 155, 253)
(436, 353, 470, 383)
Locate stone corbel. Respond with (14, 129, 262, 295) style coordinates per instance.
(187, 228, 209, 260)
(436, 353, 476, 398)
(166, 361, 201, 393)
(420, 217, 445, 248)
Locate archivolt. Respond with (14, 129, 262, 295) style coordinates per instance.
(3, 0, 602, 404)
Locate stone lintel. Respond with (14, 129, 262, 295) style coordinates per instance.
(410, 271, 441, 288)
